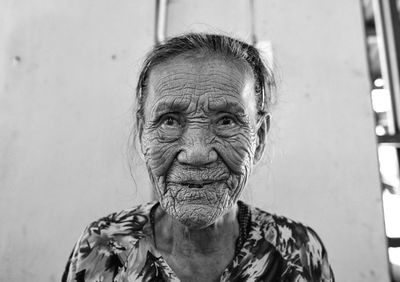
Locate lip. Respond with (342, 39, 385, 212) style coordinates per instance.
(168, 180, 226, 188)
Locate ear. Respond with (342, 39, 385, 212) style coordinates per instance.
(254, 113, 270, 164)
(137, 117, 146, 156)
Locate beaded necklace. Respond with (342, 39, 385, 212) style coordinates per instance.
(149, 201, 250, 257)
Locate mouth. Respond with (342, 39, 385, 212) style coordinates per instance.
(168, 180, 224, 189)
(181, 181, 213, 188)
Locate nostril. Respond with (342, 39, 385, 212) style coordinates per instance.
(177, 151, 188, 163)
(209, 150, 217, 162)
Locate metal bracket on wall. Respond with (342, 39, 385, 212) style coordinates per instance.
(155, 0, 168, 44)
(373, 0, 400, 135)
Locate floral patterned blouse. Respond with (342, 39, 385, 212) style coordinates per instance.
(62, 201, 334, 282)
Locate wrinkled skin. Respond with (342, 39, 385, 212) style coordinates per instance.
(139, 53, 267, 229)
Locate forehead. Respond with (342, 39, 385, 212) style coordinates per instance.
(149, 54, 252, 89)
(145, 54, 256, 115)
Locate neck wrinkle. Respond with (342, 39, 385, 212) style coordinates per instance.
(153, 202, 239, 257)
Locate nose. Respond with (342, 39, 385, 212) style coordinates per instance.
(177, 130, 218, 166)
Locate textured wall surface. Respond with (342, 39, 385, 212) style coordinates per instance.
(0, 0, 390, 281)
(0, 1, 154, 281)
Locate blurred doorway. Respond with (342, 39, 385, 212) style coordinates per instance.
(361, 0, 400, 280)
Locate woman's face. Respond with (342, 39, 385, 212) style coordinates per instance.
(140, 54, 267, 229)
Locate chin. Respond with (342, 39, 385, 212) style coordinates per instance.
(162, 201, 225, 230)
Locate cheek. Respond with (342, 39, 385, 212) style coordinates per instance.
(141, 129, 180, 177)
(215, 129, 257, 175)
(141, 125, 257, 182)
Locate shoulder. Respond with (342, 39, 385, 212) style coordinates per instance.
(62, 202, 156, 282)
(249, 204, 335, 281)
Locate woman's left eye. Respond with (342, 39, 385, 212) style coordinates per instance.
(216, 116, 237, 127)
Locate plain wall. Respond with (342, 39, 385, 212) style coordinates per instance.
(0, 0, 390, 281)
(0, 1, 154, 281)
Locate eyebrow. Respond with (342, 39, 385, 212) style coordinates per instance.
(207, 97, 246, 115)
(149, 95, 247, 119)
(150, 96, 191, 117)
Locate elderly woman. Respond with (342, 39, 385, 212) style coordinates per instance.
(62, 33, 334, 282)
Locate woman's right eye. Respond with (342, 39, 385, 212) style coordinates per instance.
(160, 115, 180, 128)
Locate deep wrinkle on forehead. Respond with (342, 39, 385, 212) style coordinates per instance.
(145, 55, 256, 120)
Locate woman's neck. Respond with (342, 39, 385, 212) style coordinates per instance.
(153, 203, 239, 257)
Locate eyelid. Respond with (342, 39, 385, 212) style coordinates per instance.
(158, 112, 182, 125)
(216, 112, 243, 125)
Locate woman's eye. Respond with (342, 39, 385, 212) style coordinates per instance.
(161, 116, 180, 128)
(217, 116, 237, 127)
